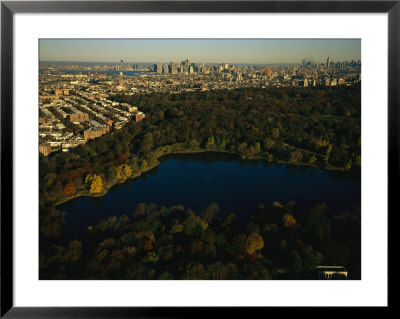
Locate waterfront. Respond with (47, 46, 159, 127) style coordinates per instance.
(59, 152, 361, 241)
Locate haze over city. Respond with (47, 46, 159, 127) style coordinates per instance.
(40, 39, 361, 64)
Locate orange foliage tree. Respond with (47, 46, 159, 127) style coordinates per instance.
(63, 181, 76, 196)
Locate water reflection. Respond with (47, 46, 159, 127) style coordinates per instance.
(60, 152, 361, 241)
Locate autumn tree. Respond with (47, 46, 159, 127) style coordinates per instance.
(282, 214, 297, 228)
(63, 181, 76, 196)
(85, 173, 103, 194)
(116, 164, 132, 179)
(245, 232, 264, 256)
(143, 239, 154, 251)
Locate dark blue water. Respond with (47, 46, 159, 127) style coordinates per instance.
(60, 152, 361, 240)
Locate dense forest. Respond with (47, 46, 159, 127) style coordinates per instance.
(39, 85, 361, 208)
(40, 201, 361, 280)
(39, 85, 361, 279)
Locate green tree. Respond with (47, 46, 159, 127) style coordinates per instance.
(303, 246, 324, 272)
(183, 262, 205, 280)
(222, 213, 237, 232)
(139, 159, 148, 170)
(201, 202, 219, 224)
(96, 249, 109, 263)
(206, 136, 215, 150)
(188, 139, 200, 150)
(183, 214, 208, 235)
(309, 155, 317, 164)
(134, 202, 147, 217)
(158, 271, 174, 280)
(143, 252, 159, 263)
(140, 133, 154, 155)
(306, 204, 331, 241)
(264, 138, 275, 150)
(263, 223, 279, 233)
(40, 206, 65, 238)
(291, 250, 303, 274)
(324, 144, 333, 163)
(107, 166, 117, 180)
(246, 222, 260, 234)
(289, 151, 303, 164)
(64, 240, 83, 263)
(131, 162, 139, 173)
(170, 223, 184, 234)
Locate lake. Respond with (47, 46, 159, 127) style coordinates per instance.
(59, 152, 361, 240)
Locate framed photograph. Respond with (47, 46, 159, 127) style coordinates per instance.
(1, 0, 396, 316)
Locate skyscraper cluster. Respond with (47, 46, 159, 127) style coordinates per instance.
(155, 59, 202, 74)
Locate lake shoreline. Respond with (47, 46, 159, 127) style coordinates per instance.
(54, 145, 358, 207)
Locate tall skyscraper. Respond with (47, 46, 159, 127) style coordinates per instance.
(171, 61, 177, 74)
(326, 56, 330, 68)
(163, 64, 169, 74)
(157, 62, 162, 74)
(183, 59, 190, 69)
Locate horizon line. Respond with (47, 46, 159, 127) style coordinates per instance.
(39, 59, 360, 65)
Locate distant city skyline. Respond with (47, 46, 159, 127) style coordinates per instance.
(39, 39, 361, 64)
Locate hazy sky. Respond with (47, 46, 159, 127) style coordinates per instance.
(39, 39, 361, 64)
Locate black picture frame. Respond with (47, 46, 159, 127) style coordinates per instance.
(1, 0, 396, 317)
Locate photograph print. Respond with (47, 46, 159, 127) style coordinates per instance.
(38, 39, 361, 280)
